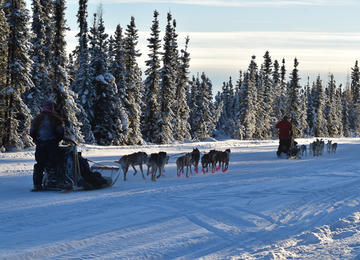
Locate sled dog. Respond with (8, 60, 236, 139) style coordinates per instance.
(209, 149, 221, 172)
(219, 149, 231, 172)
(147, 151, 169, 181)
(201, 153, 211, 173)
(115, 152, 148, 181)
(176, 153, 192, 177)
(331, 143, 338, 154)
(326, 140, 332, 154)
(300, 145, 307, 157)
(190, 148, 200, 173)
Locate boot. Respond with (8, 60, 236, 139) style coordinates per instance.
(33, 164, 44, 189)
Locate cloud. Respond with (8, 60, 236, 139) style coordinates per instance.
(85, 0, 360, 7)
(66, 30, 360, 89)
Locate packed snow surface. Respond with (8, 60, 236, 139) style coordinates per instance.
(1, 138, 360, 259)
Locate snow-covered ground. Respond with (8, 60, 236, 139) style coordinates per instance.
(1, 138, 360, 259)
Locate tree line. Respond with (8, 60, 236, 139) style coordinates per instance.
(0, 0, 359, 151)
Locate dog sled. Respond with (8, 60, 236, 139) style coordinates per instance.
(35, 140, 121, 193)
(276, 137, 301, 159)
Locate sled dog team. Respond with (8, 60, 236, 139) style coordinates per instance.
(115, 148, 231, 181)
(300, 139, 338, 157)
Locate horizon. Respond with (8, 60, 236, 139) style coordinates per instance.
(25, 0, 360, 93)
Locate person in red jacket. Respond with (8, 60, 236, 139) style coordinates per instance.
(275, 116, 292, 157)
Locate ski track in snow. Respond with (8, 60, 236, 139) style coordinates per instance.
(1, 138, 360, 259)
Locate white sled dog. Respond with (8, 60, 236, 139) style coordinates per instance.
(115, 152, 148, 181)
(176, 153, 192, 178)
(147, 151, 169, 181)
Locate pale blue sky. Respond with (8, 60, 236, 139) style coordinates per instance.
(26, 0, 360, 92)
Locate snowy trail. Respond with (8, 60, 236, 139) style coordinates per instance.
(1, 138, 360, 259)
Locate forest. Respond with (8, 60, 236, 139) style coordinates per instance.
(0, 0, 359, 151)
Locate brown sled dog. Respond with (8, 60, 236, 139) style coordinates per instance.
(115, 152, 148, 181)
(147, 151, 169, 181)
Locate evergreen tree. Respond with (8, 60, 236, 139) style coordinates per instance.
(174, 36, 191, 141)
(50, 0, 83, 142)
(351, 60, 360, 104)
(238, 56, 258, 139)
(193, 73, 219, 139)
(350, 60, 360, 134)
(305, 77, 315, 136)
(287, 58, 302, 137)
(0, 6, 9, 149)
(232, 71, 243, 139)
(26, 0, 50, 115)
(279, 58, 288, 116)
(2, 0, 33, 150)
(313, 76, 328, 137)
(260, 51, 274, 138)
(89, 12, 126, 145)
(71, 0, 95, 143)
(272, 59, 282, 123)
(326, 74, 340, 137)
(123, 16, 144, 145)
(188, 75, 198, 137)
(110, 24, 129, 143)
(341, 87, 351, 136)
(143, 10, 161, 143)
(156, 13, 177, 144)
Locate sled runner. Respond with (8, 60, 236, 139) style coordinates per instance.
(32, 140, 119, 193)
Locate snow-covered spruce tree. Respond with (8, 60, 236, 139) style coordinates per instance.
(279, 58, 288, 116)
(217, 77, 235, 137)
(174, 36, 191, 141)
(272, 59, 282, 125)
(298, 88, 309, 137)
(169, 17, 182, 140)
(305, 77, 315, 136)
(287, 58, 304, 138)
(261, 51, 274, 139)
(156, 12, 177, 144)
(70, 0, 95, 143)
(232, 71, 244, 139)
(351, 60, 360, 104)
(326, 74, 341, 137)
(341, 86, 351, 136)
(350, 60, 360, 134)
(313, 76, 328, 137)
(193, 73, 218, 140)
(89, 12, 126, 145)
(254, 62, 273, 140)
(143, 10, 161, 143)
(237, 56, 258, 139)
(2, 0, 33, 150)
(0, 5, 9, 149)
(50, 0, 83, 142)
(109, 24, 129, 143)
(188, 75, 199, 138)
(25, 0, 50, 115)
(123, 16, 144, 145)
(335, 86, 343, 137)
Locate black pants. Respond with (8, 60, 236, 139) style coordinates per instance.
(277, 139, 291, 156)
(33, 141, 61, 186)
